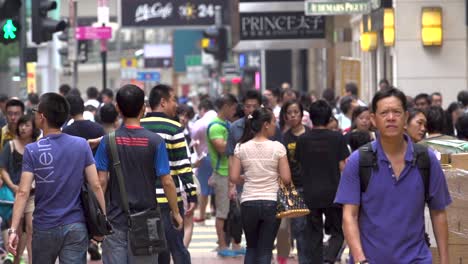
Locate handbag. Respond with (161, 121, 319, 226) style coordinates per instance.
(276, 179, 310, 219)
(0, 185, 14, 221)
(109, 131, 167, 256)
(80, 182, 113, 237)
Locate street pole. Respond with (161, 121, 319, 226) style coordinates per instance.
(19, 0, 27, 92)
(98, 0, 109, 91)
(101, 26, 107, 91)
(69, 0, 78, 90)
(214, 6, 222, 96)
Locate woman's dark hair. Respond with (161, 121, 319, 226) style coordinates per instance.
(443, 102, 463, 136)
(351, 106, 369, 130)
(177, 104, 195, 120)
(239, 107, 274, 144)
(371, 87, 407, 113)
(456, 113, 468, 140)
(348, 130, 372, 152)
(279, 100, 303, 131)
(16, 114, 40, 140)
(426, 106, 446, 134)
(340, 96, 355, 115)
(407, 108, 426, 124)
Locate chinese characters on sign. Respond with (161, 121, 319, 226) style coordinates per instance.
(240, 12, 325, 40)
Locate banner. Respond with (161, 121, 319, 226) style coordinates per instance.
(26, 62, 36, 94)
(120, 0, 230, 27)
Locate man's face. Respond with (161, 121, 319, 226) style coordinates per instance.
(282, 92, 296, 104)
(243, 99, 259, 116)
(225, 103, 238, 122)
(6, 106, 23, 129)
(371, 96, 407, 139)
(102, 95, 113, 104)
(431, 95, 442, 107)
(263, 90, 275, 106)
(163, 91, 178, 118)
(415, 98, 430, 111)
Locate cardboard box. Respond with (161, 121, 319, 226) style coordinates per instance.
(451, 154, 468, 171)
(431, 245, 468, 264)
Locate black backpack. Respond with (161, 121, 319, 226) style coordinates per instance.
(358, 142, 431, 202)
(358, 142, 432, 246)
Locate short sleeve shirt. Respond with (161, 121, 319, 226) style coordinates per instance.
(334, 137, 452, 263)
(207, 117, 230, 176)
(94, 126, 170, 229)
(235, 140, 286, 203)
(22, 134, 94, 230)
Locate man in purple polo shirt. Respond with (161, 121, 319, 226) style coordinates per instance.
(335, 88, 451, 264)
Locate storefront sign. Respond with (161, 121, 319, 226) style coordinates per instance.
(305, 0, 371, 15)
(240, 12, 325, 40)
(120, 0, 229, 27)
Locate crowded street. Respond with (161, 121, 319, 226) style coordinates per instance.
(0, 0, 468, 264)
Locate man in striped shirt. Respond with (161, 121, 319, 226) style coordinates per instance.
(141, 84, 196, 264)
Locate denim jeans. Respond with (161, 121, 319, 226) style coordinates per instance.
(102, 226, 158, 264)
(158, 204, 191, 264)
(291, 206, 344, 264)
(32, 222, 88, 264)
(241, 200, 280, 264)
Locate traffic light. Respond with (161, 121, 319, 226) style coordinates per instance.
(0, 19, 20, 44)
(203, 26, 228, 62)
(31, 0, 67, 44)
(57, 28, 70, 66)
(0, 0, 21, 21)
(0, 0, 21, 45)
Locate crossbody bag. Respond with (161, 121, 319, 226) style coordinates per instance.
(109, 131, 167, 256)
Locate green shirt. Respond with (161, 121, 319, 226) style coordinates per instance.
(207, 117, 230, 176)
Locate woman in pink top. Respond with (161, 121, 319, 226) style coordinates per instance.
(229, 107, 291, 264)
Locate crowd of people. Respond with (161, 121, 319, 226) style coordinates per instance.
(0, 81, 464, 263)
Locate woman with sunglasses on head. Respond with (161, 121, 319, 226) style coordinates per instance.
(229, 107, 291, 264)
(0, 114, 39, 264)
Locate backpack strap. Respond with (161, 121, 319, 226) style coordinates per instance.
(358, 142, 378, 193)
(413, 143, 431, 203)
(207, 121, 230, 171)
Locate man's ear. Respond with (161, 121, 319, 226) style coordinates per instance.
(370, 113, 376, 128)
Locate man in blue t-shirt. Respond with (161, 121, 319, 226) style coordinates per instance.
(335, 88, 451, 264)
(94, 84, 183, 264)
(7, 93, 106, 263)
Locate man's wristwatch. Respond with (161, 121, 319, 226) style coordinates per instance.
(7, 228, 16, 236)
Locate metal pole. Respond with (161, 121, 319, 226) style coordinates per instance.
(19, 0, 27, 83)
(101, 37, 107, 91)
(214, 6, 222, 95)
(70, 0, 78, 89)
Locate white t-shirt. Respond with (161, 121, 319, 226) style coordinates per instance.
(234, 140, 286, 203)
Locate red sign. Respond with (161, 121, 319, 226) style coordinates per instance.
(75, 26, 112, 40)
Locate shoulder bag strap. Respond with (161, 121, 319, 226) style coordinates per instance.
(109, 131, 131, 215)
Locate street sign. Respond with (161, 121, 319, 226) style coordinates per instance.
(136, 71, 161, 82)
(185, 55, 202, 67)
(305, 0, 371, 15)
(144, 58, 172, 68)
(26, 62, 36, 93)
(121, 58, 137, 68)
(120, 0, 230, 28)
(240, 12, 325, 41)
(75, 26, 112, 40)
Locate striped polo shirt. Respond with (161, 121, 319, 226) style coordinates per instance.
(141, 112, 197, 206)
